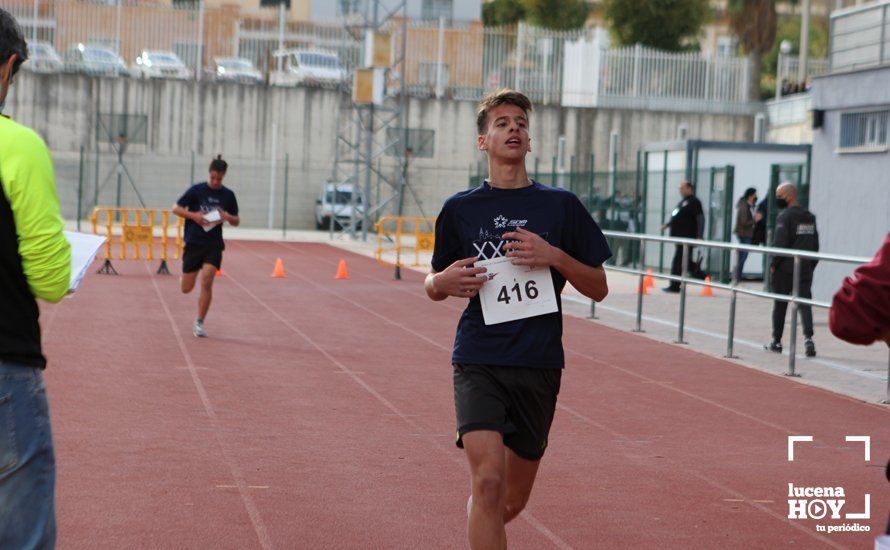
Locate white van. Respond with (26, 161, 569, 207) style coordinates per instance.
(271, 49, 346, 87)
(315, 182, 363, 229)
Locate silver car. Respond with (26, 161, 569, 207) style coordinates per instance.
(213, 57, 263, 84)
(133, 50, 191, 80)
(24, 41, 62, 74)
(270, 50, 346, 88)
(62, 44, 128, 77)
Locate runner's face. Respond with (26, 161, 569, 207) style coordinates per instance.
(208, 170, 225, 189)
(478, 104, 530, 162)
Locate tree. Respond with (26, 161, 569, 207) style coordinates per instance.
(761, 15, 828, 97)
(524, 0, 589, 31)
(483, 0, 588, 31)
(483, 0, 526, 27)
(727, 0, 779, 101)
(601, 0, 709, 51)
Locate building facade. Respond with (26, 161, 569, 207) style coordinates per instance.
(808, 0, 890, 300)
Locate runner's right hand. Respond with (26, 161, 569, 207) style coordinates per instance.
(433, 257, 487, 298)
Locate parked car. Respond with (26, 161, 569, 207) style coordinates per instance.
(132, 50, 191, 80)
(23, 41, 62, 74)
(213, 57, 263, 84)
(62, 44, 128, 77)
(315, 182, 364, 229)
(271, 50, 346, 88)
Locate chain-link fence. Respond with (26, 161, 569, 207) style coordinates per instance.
(8, 0, 757, 113)
(60, 149, 327, 234)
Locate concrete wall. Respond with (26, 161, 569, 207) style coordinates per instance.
(5, 71, 753, 229)
(809, 66, 890, 301)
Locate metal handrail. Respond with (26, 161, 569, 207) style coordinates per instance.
(602, 231, 869, 265)
(595, 231, 887, 403)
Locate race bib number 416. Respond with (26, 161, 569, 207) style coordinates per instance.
(476, 256, 558, 325)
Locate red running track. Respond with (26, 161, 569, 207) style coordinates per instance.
(39, 240, 889, 549)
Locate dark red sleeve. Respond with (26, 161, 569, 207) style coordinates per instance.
(829, 233, 890, 345)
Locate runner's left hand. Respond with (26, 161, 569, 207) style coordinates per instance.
(502, 227, 558, 268)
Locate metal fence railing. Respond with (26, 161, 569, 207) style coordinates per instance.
(596, 231, 887, 402)
(775, 54, 828, 95)
(829, 0, 890, 72)
(564, 40, 760, 114)
(5, 1, 758, 113)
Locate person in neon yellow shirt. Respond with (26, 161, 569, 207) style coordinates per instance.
(0, 9, 71, 548)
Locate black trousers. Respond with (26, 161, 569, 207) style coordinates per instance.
(668, 244, 697, 289)
(771, 271, 813, 341)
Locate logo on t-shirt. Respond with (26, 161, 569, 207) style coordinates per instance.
(493, 214, 528, 229)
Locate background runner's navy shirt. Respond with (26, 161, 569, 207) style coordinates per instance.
(432, 181, 611, 369)
(176, 182, 239, 246)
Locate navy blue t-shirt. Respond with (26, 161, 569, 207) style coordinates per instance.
(176, 182, 239, 246)
(431, 181, 611, 369)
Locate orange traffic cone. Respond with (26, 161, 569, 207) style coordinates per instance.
(701, 276, 714, 297)
(215, 268, 225, 277)
(335, 259, 350, 280)
(643, 269, 655, 290)
(271, 258, 286, 278)
(633, 282, 649, 295)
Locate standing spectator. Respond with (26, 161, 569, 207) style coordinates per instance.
(765, 182, 819, 357)
(828, 233, 890, 545)
(0, 9, 72, 548)
(733, 187, 757, 280)
(828, 233, 890, 347)
(661, 181, 704, 293)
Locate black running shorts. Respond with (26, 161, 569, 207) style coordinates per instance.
(453, 363, 561, 461)
(182, 243, 223, 273)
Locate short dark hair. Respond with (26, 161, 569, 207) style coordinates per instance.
(476, 89, 532, 135)
(209, 154, 228, 173)
(0, 9, 28, 77)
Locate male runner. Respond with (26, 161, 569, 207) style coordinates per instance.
(172, 155, 239, 337)
(425, 89, 611, 549)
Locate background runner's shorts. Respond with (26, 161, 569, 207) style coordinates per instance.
(453, 363, 562, 461)
(182, 243, 224, 273)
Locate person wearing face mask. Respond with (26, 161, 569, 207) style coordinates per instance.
(0, 9, 72, 548)
(733, 187, 757, 280)
(765, 182, 819, 357)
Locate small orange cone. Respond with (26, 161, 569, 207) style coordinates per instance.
(271, 258, 286, 278)
(335, 259, 350, 280)
(643, 269, 655, 290)
(215, 268, 225, 277)
(633, 282, 649, 295)
(701, 276, 714, 297)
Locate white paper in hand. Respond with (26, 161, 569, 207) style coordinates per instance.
(202, 209, 222, 232)
(64, 231, 107, 293)
(476, 256, 558, 325)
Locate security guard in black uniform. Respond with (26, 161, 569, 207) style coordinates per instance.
(661, 180, 704, 292)
(765, 182, 819, 357)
